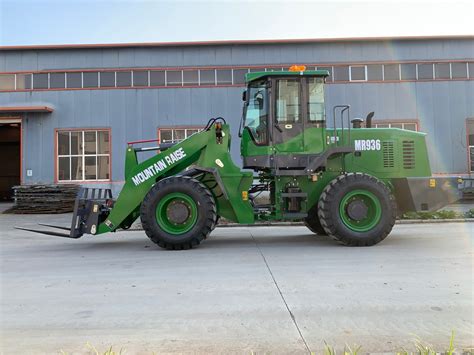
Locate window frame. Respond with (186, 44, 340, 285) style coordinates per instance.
(373, 120, 420, 131)
(1, 60, 472, 93)
(383, 64, 401, 81)
(349, 65, 367, 82)
(467, 118, 474, 173)
(55, 128, 112, 183)
(157, 126, 203, 144)
(275, 78, 302, 124)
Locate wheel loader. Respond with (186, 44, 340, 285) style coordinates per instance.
(18, 65, 460, 249)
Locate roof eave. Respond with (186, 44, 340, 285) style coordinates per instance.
(1, 35, 472, 51)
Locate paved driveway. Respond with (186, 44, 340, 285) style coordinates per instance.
(1, 212, 472, 354)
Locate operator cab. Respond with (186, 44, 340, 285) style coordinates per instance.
(240, 66, 330, 170)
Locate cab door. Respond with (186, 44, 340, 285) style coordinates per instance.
(271, 77, 305, 153)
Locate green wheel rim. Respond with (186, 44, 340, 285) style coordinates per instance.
(155, 192, 198, 235)
(339, 189, 382, 232)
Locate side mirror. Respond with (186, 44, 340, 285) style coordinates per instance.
(366, 111, 375, 128)
(242, 91, 246, 102)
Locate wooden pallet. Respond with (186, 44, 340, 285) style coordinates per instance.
(4, 184, 80, 214)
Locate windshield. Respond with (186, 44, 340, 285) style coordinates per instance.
(244, 81, 268, 145)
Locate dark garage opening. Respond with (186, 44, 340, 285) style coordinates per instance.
(0, 121, 21, 201)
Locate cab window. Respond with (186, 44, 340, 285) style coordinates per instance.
(275, 79, 300, 123)
(308, 77, 325, 122)
(245, 81, 268, 145)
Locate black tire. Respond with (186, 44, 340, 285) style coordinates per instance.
(140, 176, 216, 250)
(210, 215, 220, 231)
(304, 205, 327, 235)
(318, 173, 396, 246)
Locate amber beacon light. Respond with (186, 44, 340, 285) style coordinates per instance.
(289, 65, 306, 72)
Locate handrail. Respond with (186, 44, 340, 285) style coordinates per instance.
(332, 105, 351, 146)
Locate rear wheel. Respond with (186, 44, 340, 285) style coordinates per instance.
(140, 176, 216, 250)
(318, 173, 396, 246)
(211, 215, 220, 231)
(304, 205, 327, 235)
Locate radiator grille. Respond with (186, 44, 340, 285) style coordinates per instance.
(402, 140, 415, 169)
(382, 141, 395, 168)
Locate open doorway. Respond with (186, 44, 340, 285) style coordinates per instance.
(0, 118, 21, 201)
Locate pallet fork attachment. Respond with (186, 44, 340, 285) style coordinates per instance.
(15, 187, 113, 239)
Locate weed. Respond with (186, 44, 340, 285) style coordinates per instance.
(401, 210, 468, 220)
(322, 341, 361, 355)
(82, 342, 124, 355)
(446, 331, 456, 355)
(323, 340, 336, 355)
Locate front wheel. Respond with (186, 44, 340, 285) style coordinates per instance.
(140, 176, 216, 250)
(304, 205, 327, 235)
(318, 173, 396, 246)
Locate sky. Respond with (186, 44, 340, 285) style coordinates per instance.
(0, 0, 472, 46)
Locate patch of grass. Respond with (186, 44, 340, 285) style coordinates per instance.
(62, 332, 471, 355)
(400, 209, 472, 220)
(397, 331, 459, 355)
(322, 341, 362, 355)
(465, 208, 474, 218)
(60, 342, 124, 355)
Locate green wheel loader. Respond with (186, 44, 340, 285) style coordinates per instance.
(19, 66, 460, 249)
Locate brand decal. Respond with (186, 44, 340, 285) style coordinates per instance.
(131, 147, 187, 186)
(354, 139, 381, 151)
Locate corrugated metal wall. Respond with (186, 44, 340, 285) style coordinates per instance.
(0, 38, 473, 189)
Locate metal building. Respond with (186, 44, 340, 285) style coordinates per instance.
(0, 36, 473, 199)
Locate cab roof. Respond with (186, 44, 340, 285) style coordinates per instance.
(245, 70, 330, 83)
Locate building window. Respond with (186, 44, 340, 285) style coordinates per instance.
(166, 70, 182, 86)
(2, 60, 473, 93)
(199, 69, 215, 85)
(57, 129, 111, 181)
(232, 68, 249, 85)
(434, 63, 450, 79)
(183, 70, 198, 86)
(216, 69, 232, 85)
(383, 64, 400, 81)
(367, 65, 383, 81)
(67, 72, 82, 88)
(400, 64, 416, 80)
(349, 66, 367, 81)
(374, 121, 418, 131)
(334, 66, 349, 82)
(158, 127, 202, 143)
(150, 71, 165, 86)
(451, 63, 468, 79)
(83, 72, 99, 88)
(33, 73, 49, 89)
(417, 63, 434, 80)
(116, 71, 132, 87)
(0, 74, 15, 90)
(99, 72, 115, 87)
(16, 74, 31, 89)
(133, 70, 149, 86)
(50, 73, 66, 89)
(468, 120, 474, 172)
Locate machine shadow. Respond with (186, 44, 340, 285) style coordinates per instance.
(30, 229, 406, 254)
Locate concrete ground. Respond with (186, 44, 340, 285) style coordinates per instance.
(0, 212, 473, 354)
